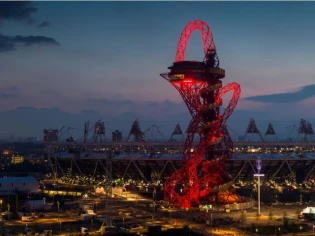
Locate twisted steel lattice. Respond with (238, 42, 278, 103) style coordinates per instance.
(175, 20, 216, 62)
(162, 20, 241, 208)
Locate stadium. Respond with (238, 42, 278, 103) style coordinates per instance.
(47, 135, 315, 205)
(46, 105, 315, 207)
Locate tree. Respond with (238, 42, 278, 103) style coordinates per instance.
(295, 210, 300, 219)
(240, 211, 247, 224)
(268, 211, 274, 222)
(283, 210, 289, 227)
(256, 212, 261, 223)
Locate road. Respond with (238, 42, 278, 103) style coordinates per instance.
(2, 190, 314, 235)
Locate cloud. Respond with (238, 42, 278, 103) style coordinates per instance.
(0, 104, 299, 140)
(88, 98, 134, 106)
(0, 2, 37, 24)
(3, 85, 21, 93)
(0, 85, 21, 99)
(146, 100, 174, 108)
(244, 84, 315, 103)
(0, 2, 58, 53)
(147, 102, 158, 107)
(0, 33, 60, 52)
(37, 21, 50, 28)
(0, 93, 16, 99)
(81, 98, 187, 118)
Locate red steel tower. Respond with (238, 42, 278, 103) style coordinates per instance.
(161, 20, 241, 208)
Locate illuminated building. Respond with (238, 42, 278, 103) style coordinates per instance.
(26, 137, 38, 143)
(11, 155, 24, 165)
(0, 156, 11, 170)
(43, 129, 58, 143)
(2, 150, 11, 155)
(0, 177, 39, 193)
(112, 130, 122, 142)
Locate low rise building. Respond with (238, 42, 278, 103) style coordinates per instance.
(112, 130, 122, 142)
(43, 129, 58, 143)
(11, 155, 24, 165)
(0, 177, 39, 193)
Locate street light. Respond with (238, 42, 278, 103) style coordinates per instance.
(57, 201, 61, 232)
(7, 204, 10, 212)
(0, 199, 2, 212)
(275, 227, 280, 236)
(152, 201, 156, 220)
(210, 212, 213, 228)
(95, 200, 98, 212)
(28, 195, 33, 212)
(27, 195, 30, 211)
(57, 201, 60, 220)
(135, 196, 138, 213)
(169, 208, 172, 219)
(254, 157, 264, 216)
(153, 187, 156, 201)
(43, 197, 46, 213)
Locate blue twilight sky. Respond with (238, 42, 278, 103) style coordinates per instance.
(1, 1, 315, 138)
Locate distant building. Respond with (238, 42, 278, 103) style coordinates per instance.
(25, 199, 50, 211)
(26, 155, 46, 164)
(0, 156, 11, 170)
(1, 151, 25, 169)
(95, 121, 105, 135)
(43, 129, 58, 143)
(11, 155, 24, 165)
(26, 137, 38, 143)
(112, 130, 122, 142)
(2, 150, 11, 155)
(66, 136, 76, 142)
(0, 177, 39, 193)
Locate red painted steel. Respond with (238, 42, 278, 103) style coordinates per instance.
(175, 20, 216, 62)
(161, 20, 241, 208)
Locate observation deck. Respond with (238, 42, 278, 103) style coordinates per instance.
(164, 61, 225, 82)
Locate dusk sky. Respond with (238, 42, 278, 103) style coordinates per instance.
(1, 1, 315, 138)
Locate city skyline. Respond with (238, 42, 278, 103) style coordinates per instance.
(0, 3, 314, 233)
(1, 2, 315, 137)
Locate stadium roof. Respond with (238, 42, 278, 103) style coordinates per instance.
(55, 152, 315, 160)
(0, 176, 38, 183)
